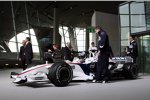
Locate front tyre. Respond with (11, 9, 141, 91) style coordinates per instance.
(47, 62, 73, 87)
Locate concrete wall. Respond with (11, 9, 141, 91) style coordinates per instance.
(91, 11, 120, 56)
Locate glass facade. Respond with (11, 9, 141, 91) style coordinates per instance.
(119, 1, 150, 73)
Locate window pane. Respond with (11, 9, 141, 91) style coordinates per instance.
(59, 26, 70, 47)
(9, 36, 16, 42)
(18, 43, 22, 51)
(89, 33, 93, 47)
(131, 15, 146, 27)
(61, 37, 70, 47)
(32, 46, 39, 53)
(120, 15, 129, 26)
(78, 47, 84, 51)
(61, 42, 65, 47)
(23, 30, 30, 34)
(146, 15, 150, 30)
(77, 34, 84, 40)
(8, 42, 17, 52)
(76, 28, 86, 51)
(121, 27, 130, 40)
(119, 3, 129, 14)
(62, 30, 69, 37)
(131, 27, 146, 33)
(121, 40, 129, 46)
(130, 2, 145, 14)
(65, 38, 70, 43)
(77, 41, 84, 47)
(59, 28, 63, 36)
(17, 33, 29, 43)
(31, 35, 38, 46)
(30, 29, 36, 35)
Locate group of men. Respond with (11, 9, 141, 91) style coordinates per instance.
(19, 37, 33, 70)
(92, 26, 138, 83)
(44, 42, 73, 63)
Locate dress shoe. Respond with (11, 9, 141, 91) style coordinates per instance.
(92, 80, 101, 83)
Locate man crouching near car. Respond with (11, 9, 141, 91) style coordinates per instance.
(93, 26, 110, 83)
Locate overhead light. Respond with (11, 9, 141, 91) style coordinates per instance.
(5, 64, 9, 66)
(15, 64, 19, 66)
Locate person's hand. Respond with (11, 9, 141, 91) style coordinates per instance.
(127, 52, 130, 54)
(18, 58, 21, 61)
(97, 50, 100, 56)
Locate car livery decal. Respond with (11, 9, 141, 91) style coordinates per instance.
(69, 62, 91, 75)
(17, 64, 49, 76)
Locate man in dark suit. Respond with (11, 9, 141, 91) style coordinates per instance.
(63, 42, 73, 61)
(128, 35, 138, 63)
(19, 40, 26, 70)
(24, 37, 33, 69)
(94, 26, 110, 83)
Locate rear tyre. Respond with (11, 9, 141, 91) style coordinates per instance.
(47, 62, 73, 87)
(123, 63, 138, 79)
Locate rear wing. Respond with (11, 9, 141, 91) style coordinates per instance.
(111, 56, 133, 63)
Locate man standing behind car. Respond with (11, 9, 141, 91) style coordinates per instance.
(128, 35, 138, 63)
(24, 37, 33, 69)
(64, 42, 74, 61)
(93, 26, 110, 83)
(89, 42, 97, 57)
(19, 40, 26, 70)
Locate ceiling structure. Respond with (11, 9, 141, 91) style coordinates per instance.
(31, 1, 125, 27)
(0, 1, 125, 59)
(0, 1, 125, 41)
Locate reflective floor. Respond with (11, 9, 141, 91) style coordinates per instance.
(0, 69, 150, 100)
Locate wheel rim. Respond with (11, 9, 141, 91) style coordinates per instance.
(58, 65, 71, 82)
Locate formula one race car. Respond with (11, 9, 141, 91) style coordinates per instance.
(11, 51, 138, 87)
(10, 51, 93, 87)
(11, 62, 73, 87)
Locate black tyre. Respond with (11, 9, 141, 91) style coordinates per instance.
(47, 62, 73, 87)
(123, 63, 138, 79)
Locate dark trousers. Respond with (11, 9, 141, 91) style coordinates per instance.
(95, 53, 110, 81)
(132, 56, 137, 63)
(21, 59, 26, 70)
(25, 58, 32, 69)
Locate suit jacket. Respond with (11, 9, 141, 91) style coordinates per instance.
(24, 42, 33, 60)
(19, 46, 25, 60)
(64, 46, 72, 60)
(129, 40, 138, 58)
(97, 30, 110, 55)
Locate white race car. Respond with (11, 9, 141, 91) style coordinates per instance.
(11, 52, 138, 87)
(11, 62, 73, 87)
(10, 56, 96, 87)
